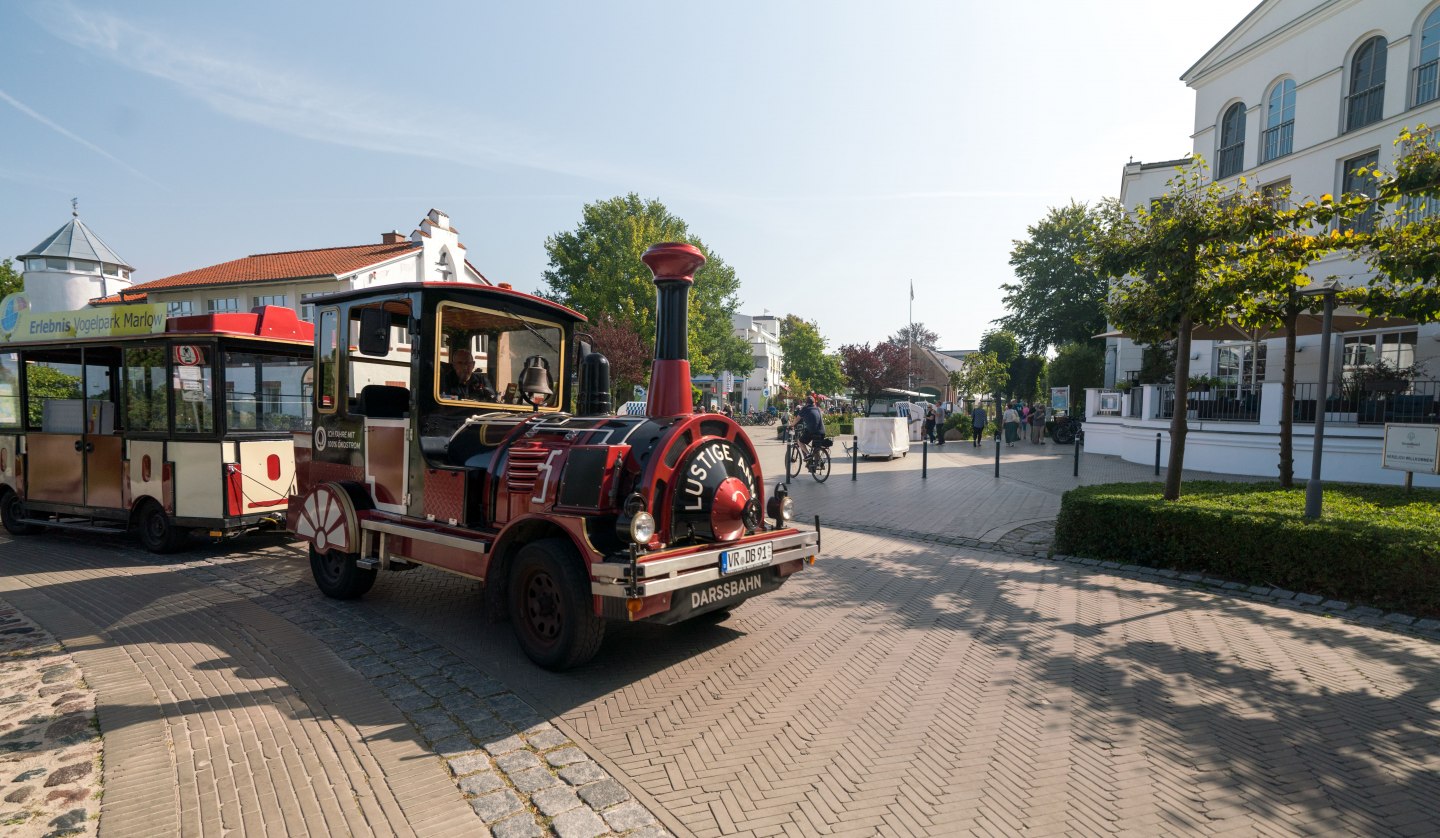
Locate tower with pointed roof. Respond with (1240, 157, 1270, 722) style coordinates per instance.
(16, 205, 134, 312)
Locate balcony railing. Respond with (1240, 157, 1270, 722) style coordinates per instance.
(1345, 84, 1385, 132)
(1415, 59, 1439, 108)
(1216, 143, 1245, 179)
(1291, 379, 1439, 425)
(1261, 120, 1293, 162)
(1156, 384, 1263, 422)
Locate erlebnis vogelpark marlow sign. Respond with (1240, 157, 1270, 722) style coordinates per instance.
(1381, 424, 1440, 475)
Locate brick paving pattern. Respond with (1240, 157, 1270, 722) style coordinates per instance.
(0, 427, 1437, 835)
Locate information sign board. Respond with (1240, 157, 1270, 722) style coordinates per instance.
(1382, 423, 1440, 474)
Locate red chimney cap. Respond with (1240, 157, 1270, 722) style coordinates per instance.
(642, 242, 706, 285)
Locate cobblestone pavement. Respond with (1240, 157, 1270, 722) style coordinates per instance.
(1, 429, 1438, 836)
(0, 601, 101, 837)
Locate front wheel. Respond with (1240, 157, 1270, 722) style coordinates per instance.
(0, 491, 39, 536)
(1054, 421, 1077, 445)
(785, 444, 802, 480)
(310, 545, 377, 599)
(508, 539, 605, 670)
(137, 502, 188, 553)
(810, 449, 831, 483)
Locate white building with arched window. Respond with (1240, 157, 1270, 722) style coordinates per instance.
(1091, 0, 1440, 487)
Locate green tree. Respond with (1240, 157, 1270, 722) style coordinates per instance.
(1045, 343, 1104, 410)
(1091, 160, 1280, 500)
(998, 202, 1109, 353)
(948, 351, 1008, 410)
(887, 323, 939, 350)
(541, 193, 745, 378)
(0, 259, 21, 298)
(780, 315, 845, 396)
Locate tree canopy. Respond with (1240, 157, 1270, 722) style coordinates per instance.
(887, 323, 939, 350)
(838, 341, 908, 413)
(541, 193, 751, 378)
(0, 259, 21, 299)
(780, 315, 845, 397)
(998, 202, 1109, 353)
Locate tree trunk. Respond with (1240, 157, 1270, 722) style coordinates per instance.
(1278, 309, 1298, 488)
(1164, 315, 1193, 500)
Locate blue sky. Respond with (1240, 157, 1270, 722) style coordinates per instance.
(1, 0, 1260, 350)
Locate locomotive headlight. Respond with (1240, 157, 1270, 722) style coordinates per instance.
(766, 485, 794, 528)
(629, 511, 656, 543)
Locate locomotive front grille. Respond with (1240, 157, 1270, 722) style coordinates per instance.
(506, 448, 548, 494)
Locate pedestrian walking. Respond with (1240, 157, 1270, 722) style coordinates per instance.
(1003, 403, 1021, 447)
(924, 403, 938, 445)
(970, 404, 987, 447)
(1020, 403, 1032, 442)
(1030, 402, 1047, 444)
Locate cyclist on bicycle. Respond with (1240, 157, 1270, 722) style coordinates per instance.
(789, 393, 827, 447)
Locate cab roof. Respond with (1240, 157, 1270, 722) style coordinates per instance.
(302, 282, 587, 323)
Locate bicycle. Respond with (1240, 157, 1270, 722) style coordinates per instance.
(1051, 414, 1084, 445)
(785, 433, 832, 482)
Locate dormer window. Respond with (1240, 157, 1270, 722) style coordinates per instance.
(1346, 36, 1387, 131)
(1217, 103, 1246, 179)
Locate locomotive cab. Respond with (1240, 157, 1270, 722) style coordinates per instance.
(290, 247, 819, 670)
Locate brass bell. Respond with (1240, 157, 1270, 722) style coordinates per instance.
(518, 355, 553, 407)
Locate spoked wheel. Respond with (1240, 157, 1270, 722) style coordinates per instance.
(508, 539, 604, 670)
(810, 448, 832, 483)
(136, 501, 188, 553)
(785, 444, 803, 480)
(309, 544, 377, 599)
(0, 491, 39, 536)
(1054, 421, 1077, 445)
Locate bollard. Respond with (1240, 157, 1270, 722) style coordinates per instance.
(1073, 429, 1080, 477)
(994, 429, 1001, 478)
(851, 434, 858, 481)
(1155, 432, 1162, 476)
(922, 437, 928, 479)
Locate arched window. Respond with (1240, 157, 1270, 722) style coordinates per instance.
(1262, 79, 1296, 161)
(1415, 8, 1440, 106)
(1346, 36, 1387, 131)
(1217, 103, 1246, 179)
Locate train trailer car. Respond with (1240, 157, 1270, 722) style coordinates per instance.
(288, 243, 820, 669)
(0, 304, 312, 551)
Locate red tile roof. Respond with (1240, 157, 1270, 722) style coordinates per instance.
(125, 241, 421, 293)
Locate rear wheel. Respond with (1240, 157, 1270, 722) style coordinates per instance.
(810, 448, 832, 483)
(1054, 420, 1077, 445)
(310, 545, 376, 599)
(136, 502, 188, 553)
(508, 539, 604, 670)
(0, 491, 39, 536)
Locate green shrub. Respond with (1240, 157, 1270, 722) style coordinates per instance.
(1054, 481, 1440, 617)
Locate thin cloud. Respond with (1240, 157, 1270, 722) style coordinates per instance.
(32, 2, 632, 184)
(0, 88, 160, 186)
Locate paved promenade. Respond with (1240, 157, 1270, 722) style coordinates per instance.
(1, 430, 1437, 836)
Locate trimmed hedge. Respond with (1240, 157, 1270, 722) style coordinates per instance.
(1054, 481, 1440, 618)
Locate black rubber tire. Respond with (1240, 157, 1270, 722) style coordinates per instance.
(309, 544, 377, 599)
(136, 502, 188, 553)
(0, 491, 39, 536)
(785, 444, 802, 480)
(811, 449, 832, 483)
(508, 538, 605, 671)
(1054, 422, 1077, 445)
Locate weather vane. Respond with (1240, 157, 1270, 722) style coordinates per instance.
(71, 198, 78, 217)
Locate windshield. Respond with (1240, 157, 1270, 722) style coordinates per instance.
(435, 302, 564, 411)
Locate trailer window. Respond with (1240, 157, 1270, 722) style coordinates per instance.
(123, 347, 169, 433)
(317, 309, 338, 413)
(435, 303, 563, 410)
(0, 353, 20, 429)
(24, 359, 83, 430)
(225, 349, 310, 431)
(172, 346, 215, 434)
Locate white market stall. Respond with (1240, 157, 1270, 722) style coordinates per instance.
(853, 417, 908, 459)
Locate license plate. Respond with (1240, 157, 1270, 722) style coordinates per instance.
(719, 542, 772, 575)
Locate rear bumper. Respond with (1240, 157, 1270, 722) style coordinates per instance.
(589, 529, 819, 599)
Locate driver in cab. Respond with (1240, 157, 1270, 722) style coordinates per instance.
(440, 348, 496, 402)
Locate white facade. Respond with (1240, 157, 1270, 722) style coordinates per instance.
(732, 313, 784, 409)
(1095, 0, 1440, 486)
(17, 216, 135, 313)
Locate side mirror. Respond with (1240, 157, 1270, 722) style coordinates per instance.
(357, 308, 391, 357)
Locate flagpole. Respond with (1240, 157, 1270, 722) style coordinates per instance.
(908, 279, 914, 393)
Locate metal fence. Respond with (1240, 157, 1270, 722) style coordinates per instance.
(1291, 379, 1440, 425)
(1156, 384, 1263, 422)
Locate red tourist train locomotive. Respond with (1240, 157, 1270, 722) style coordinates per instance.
(288, 243, 820, 669)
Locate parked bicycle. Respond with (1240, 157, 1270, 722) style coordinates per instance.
(1051, 413, 1084, 445)
(786, 434, 833, 482)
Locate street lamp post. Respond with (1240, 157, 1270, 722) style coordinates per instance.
(1300, 283, 1339, 519)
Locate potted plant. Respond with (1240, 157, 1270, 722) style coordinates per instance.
(1187, 375, 1221, 393)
